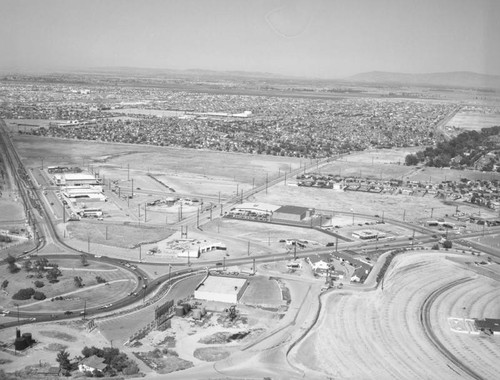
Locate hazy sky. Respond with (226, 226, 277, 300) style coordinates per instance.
(1, 0, 499, 78)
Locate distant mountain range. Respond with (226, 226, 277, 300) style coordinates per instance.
(346, 71, 500, 89)
(2, 65, 500, 89)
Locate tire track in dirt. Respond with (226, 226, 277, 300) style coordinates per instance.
(419, 277, 483, 380)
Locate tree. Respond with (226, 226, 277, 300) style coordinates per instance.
(405, 154, 419, 166)
(1, 280, 8, 290)
(33, 291, 46, 300)
(12, 288, 35, 300)
(74, 276, 84, 288)
(23, 260, 33, 272)
(443, 240, 453, 249)
(81, 255, 89, 267)
(34, 280, 44, 288)
(56, 349, 72, 372)
(34, 257, 49, 272)
(6, 254, 19, 274)
(46, 265, 62, 283)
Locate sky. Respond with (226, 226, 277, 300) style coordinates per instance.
(1, 0, 499, 78)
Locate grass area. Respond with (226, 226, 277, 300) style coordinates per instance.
(38, 330, 77, 342)
(0, 258, 136, 311)
(193, 347, 230, 362)
(240, 277, 282, 305)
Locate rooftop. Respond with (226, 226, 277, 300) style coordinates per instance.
(195, 275, 247, 295)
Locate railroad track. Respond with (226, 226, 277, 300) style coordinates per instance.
(419, 277, 484, 380)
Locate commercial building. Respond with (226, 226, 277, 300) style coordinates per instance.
(352, 230, 385, 240)
(194, 274, 249, 304)
(53, 172, 101, 187)
(474, 318, 500, 335)
(273, 205, 314, 222)
(62, 186, 106, 202)
(177, 241, 226, 258)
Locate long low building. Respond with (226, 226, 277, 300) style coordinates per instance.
(53, 173, 101, 187)
(194, 274, 249, 304)
(62, 186, 106, 202)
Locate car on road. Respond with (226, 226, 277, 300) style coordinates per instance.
(29, 317, 36, 321)
(64, 311, 73, 315)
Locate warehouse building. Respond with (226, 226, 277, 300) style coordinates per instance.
(194, 274, 249, 304)
(272, 205, 314, 222)
(53, 173, 101, 187)
(62, 186, 106, 202)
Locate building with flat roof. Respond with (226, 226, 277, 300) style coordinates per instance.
(352, 230, 385, 240)
(273, 205, 314, 222)
(194, 274, 249, 304)
(53, 172, 101, 187)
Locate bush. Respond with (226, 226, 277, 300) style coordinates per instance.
(12, 287, 35, 300)
(33, 291, 46, 300)
(443, 240, 453, 249)
(0, 234, 12, 243)
(95, 276, 107, 284)
(34, 280, 45, 288)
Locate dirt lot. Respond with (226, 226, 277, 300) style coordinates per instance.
(445, 111, 500, 131)
(290, 250, 500, 379)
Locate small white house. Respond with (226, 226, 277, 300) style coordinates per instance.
(78, 355, 106, 373)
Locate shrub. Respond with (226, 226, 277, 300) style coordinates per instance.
(443, 240, 453, 249)
(95, 276, 107, 284)
(34, 280, 45, 288)
(12, 287, 35, 300)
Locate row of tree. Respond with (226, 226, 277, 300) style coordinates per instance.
(405, 126, 500, 169)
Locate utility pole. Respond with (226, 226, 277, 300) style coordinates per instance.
(127, 164, 130, 181)
(403, 209, 406, 222)
(139, 245, 142, 262)
(247, 241, 250, 256)
(131, 179, 134, 198)
(144, 204, 147, 223)
(87, 235, 90, 253)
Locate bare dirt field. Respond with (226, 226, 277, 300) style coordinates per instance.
(0, 320, 110, 373)
(445, 111, 500, 131)
(290, 250, 500, 379)
(12, 135, 301, 196)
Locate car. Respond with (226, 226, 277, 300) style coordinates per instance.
(29, 317, 36, 321)
(215, 262, 223, 266)
(64, 311, 73, 315)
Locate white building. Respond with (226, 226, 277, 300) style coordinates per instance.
(53, 172, 101, 187)
(194, 275, 249, 304)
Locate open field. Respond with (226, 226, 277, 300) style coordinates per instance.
(253, 181, 460, 222)
(445, 111, 500, 131)
(12, 135, 301, 196)
(65, 220, 175, 249)
(290, 251, 500, 379)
